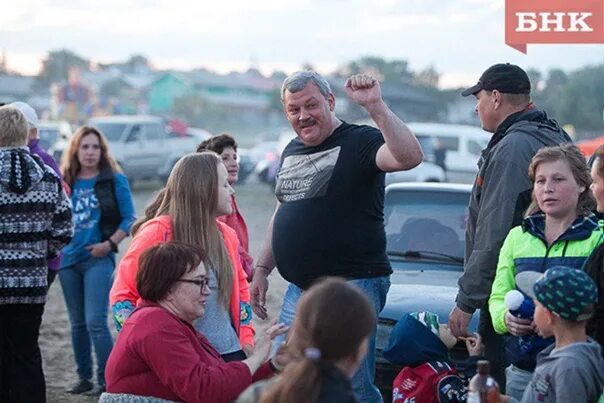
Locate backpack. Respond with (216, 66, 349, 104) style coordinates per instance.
(392, 360, 467, 403)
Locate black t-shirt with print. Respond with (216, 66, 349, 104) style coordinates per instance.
(272, 121, 392, 289)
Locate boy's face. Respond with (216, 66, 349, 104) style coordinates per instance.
(533, 300, 554, 338)
(438, 324, 458, 350)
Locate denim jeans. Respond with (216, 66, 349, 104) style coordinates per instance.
(274, 276, 391, 403)
(59, 255, 114, 386)
(505, 364, 533, 401)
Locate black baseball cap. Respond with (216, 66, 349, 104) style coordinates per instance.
(461, 63, 531, 97)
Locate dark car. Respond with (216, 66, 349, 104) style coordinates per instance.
(375, 182, 479, 400)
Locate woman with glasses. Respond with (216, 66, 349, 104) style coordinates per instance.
(103, 242, 287, 403)
(110, 152, 255, 361)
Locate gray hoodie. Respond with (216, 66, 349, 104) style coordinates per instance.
(520, 339, 604, 403)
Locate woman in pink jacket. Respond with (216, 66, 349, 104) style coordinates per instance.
(110, 152, 255, 358)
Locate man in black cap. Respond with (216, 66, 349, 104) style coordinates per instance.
(447, 63, 572, 388)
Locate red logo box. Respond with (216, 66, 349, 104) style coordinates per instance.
(505, 0, 604, 53)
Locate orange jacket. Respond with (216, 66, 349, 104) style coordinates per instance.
(109, 215, 254, 347)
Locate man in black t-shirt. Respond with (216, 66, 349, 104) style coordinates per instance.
(250, 71, 423, 403)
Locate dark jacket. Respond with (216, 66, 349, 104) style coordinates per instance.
(384, 314, 481, 402)
(581, 236, 604, 353)
(457, 107, 572, 312)
(384, 314, 481, 376)
(94, 166, 121, 241)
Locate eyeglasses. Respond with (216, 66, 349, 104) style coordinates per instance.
(177, 278, 210, 291)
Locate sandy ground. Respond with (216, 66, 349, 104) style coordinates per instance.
(40, 179, 287, 402)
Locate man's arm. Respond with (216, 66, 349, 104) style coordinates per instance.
(344, 74, 423, 172)
(249, 202, 280, 320)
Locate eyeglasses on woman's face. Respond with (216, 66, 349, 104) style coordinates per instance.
(177, 277, 210, 292)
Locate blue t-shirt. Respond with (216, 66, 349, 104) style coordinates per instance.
(62, 172, 136, 267)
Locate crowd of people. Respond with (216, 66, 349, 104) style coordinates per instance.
(0, 64, 602, 403)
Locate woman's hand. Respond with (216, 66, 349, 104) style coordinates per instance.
(86, 241, 112, 258)
(243, 323, 288, 374)
(504, 311, 533, 336)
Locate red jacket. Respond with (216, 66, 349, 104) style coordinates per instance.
(218, 195, 253, 280)
(109, 215, 254, 347)
(105, 303, 273, 403)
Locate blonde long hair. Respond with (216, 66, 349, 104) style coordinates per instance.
(133, 152, 233, 308)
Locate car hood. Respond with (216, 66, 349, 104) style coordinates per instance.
(381, 268, 479, 330)
(381, 280, 459, 321)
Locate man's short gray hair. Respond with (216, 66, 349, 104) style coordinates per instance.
(0, 106, 28, 147)
(281, 71, 332, 101)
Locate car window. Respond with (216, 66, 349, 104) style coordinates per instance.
(417, 137, 434, 157)
(92, 123, 127, 142)
(144, 123, 164, 141)
(384, 190, 469, 258)
(126, 125, 142, 142)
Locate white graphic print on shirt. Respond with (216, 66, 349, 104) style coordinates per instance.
(275, 147, 340, 202)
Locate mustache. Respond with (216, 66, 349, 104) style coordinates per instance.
(299, 118, 317, 128)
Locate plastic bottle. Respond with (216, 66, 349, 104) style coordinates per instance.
(467, 360, 500, 403)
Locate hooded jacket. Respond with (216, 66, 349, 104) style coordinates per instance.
(0, 147, 73, 304)
(520, 339, 604, 403)
(384, 314, 481, 371)
(489, 213, 602, 370)
(457, 107, 572, 313)
(28, 138, 64, 272)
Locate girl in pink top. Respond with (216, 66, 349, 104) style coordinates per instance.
(110, 152, 255, 355)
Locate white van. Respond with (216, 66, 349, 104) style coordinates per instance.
(354, 120, 446, 183)
(406, 122, 489, 184)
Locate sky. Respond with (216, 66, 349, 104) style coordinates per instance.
(2, 0, 603, 88)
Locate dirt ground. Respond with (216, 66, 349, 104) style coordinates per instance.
(40, 179, 288, 402)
